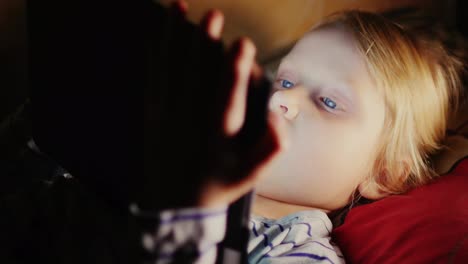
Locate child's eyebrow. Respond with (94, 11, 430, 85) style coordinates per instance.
(313, 81, 357, 112)
(276, 59, 357, 105)
(334, 86, 356, 109)
(276, 59, 295, 76)
(331, 82, 356, 102)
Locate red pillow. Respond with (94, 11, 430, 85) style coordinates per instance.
(333, 157, 468, 263)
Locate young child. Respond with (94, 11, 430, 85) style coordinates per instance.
(139, 10, 462, 264)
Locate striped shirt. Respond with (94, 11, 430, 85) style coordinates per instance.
(131, 205, 228, 264)
(249, 210, 344, 263)
(140, 206, 344, 263)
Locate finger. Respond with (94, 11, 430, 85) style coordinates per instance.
(246, 111, 289, 180)
(220, 112, 289, 203)
(251, 62, 263, 82)
(201, 9, 224, 40)
(170, 0, 188, 18)
(224, 38, 256, 136)
(197, 112, 289, 208)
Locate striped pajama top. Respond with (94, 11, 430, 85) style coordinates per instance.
(142, 206, 345, 263)
(248, 210, 344, 263)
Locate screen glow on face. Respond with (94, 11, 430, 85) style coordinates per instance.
(278, 79, 338, 110)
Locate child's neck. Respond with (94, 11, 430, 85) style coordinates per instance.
(252, 193, 330, 219)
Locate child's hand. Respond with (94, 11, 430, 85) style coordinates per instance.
(141, 1, 287, 210)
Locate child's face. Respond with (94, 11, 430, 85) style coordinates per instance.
(256, 26, 386, 212)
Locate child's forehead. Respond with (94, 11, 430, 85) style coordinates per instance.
(281, 31, 365, 80)
(301, 26, 355, 47)
(285, 30, 359, 67)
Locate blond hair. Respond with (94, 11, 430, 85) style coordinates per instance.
(317, 11, 462, 194)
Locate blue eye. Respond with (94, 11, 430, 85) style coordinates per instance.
(281, 79, 294, 89)
(322, 97, 337, 109)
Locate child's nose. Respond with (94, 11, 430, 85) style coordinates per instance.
(269, 90, 299, 121)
